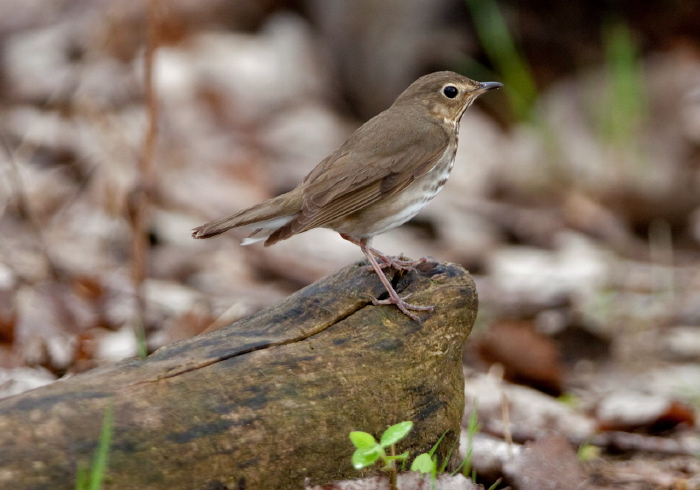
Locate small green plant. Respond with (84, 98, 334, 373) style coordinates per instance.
(350, 421, 413, 489)
(454, 401, 480, 479)
(410, 430, 459, 489)
(351, 423, 465, 489)
(350, 416, 494, 489)
(75, 403, 114, 490)
(456, 403, 503, 490)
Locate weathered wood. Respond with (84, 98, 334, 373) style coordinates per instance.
(0, 259, 477, 489)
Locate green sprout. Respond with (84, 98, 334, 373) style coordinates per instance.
(350, 421, 413, 490)
(411, 430, 456, 489)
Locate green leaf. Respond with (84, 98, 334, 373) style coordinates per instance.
(349, 431, 377, 449)
(380, 421, 413, 447)
(410, 453, 436, 474)
(352, 446, 382, 470)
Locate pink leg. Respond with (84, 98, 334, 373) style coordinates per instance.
(372, 251, 428, 271)
(339, 234, 428, 271)
(350, 236, 434, 321)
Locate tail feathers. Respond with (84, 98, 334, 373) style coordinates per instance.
(191, 192, 301, 241)
(241, 228, 266, 245)
(241, 236, 266, 246)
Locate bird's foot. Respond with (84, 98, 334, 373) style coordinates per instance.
(353, 236, 434, 322)
(373, 253, 428, 271)
(358, 242, 429, 271)
(371, 293, 435, 322)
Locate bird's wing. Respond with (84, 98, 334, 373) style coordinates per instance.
(269, 118, 450, 241)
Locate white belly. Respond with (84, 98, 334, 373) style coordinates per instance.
(369, 160, 453, 235)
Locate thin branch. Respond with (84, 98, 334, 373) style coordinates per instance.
(130, 0, 160, 357)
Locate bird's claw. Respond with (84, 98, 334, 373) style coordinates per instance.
(366, 254, 428, 272)
(369, 293, 435, 321)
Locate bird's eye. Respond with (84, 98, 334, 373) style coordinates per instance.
(442, 85, 458, 98)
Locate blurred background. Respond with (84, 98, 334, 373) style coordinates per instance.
(1, 0, 700, 486)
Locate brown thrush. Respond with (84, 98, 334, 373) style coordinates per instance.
(192, 71, 502, 320)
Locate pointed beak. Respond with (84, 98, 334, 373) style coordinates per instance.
(473, 81, 504, 94)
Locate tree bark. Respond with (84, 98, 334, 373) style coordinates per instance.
(0, 259, 477, 490)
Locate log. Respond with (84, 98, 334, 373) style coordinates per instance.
(0, 259, 477, 489)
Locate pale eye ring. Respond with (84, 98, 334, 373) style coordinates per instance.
(442, 85, 458, 98)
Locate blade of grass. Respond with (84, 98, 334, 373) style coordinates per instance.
(598, 19, 647, 149)
(88, 403, 114, 490)
(486, 477, 503, 490)
(428, 430, 448, 457)
(464, 0, 537, 120)
(454, 401, 480, 477)
(75, 466, 89, 490)
(439, 434, 460, 473)
(75, 403, 114, 490)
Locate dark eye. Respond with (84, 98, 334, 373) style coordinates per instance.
(442, 85, 458, 98)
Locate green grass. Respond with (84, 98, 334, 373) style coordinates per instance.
(454, 401, 480, 479)
(75, 403, 114, 490)
(597, 19, 648, 150)
(464, 0, 538, 120)
(134, 319, 148, 359)
(464, 0, 648, 159)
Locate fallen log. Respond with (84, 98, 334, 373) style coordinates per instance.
(0, 259, 477, 489)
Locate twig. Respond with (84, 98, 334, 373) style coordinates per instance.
(130, 0, 160, 357)
(501, 391, 513, 455)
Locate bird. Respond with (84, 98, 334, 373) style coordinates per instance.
(192, 71, 502, 321)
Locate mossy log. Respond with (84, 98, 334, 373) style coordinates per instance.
(0, 259, 477, 489)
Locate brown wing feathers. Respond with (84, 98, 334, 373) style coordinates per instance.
(265, 140, 448, 245)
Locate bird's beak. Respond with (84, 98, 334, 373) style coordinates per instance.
(473, 81, 504, 94)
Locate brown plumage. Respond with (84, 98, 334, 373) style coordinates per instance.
(192, 71, 502, 320)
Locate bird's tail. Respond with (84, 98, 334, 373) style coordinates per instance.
(191, 190, 303, 242)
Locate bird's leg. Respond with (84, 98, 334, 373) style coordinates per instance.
(357, 237, 434, 321)
(339, 234, 427, 271)
(373, 252, 428, 271)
